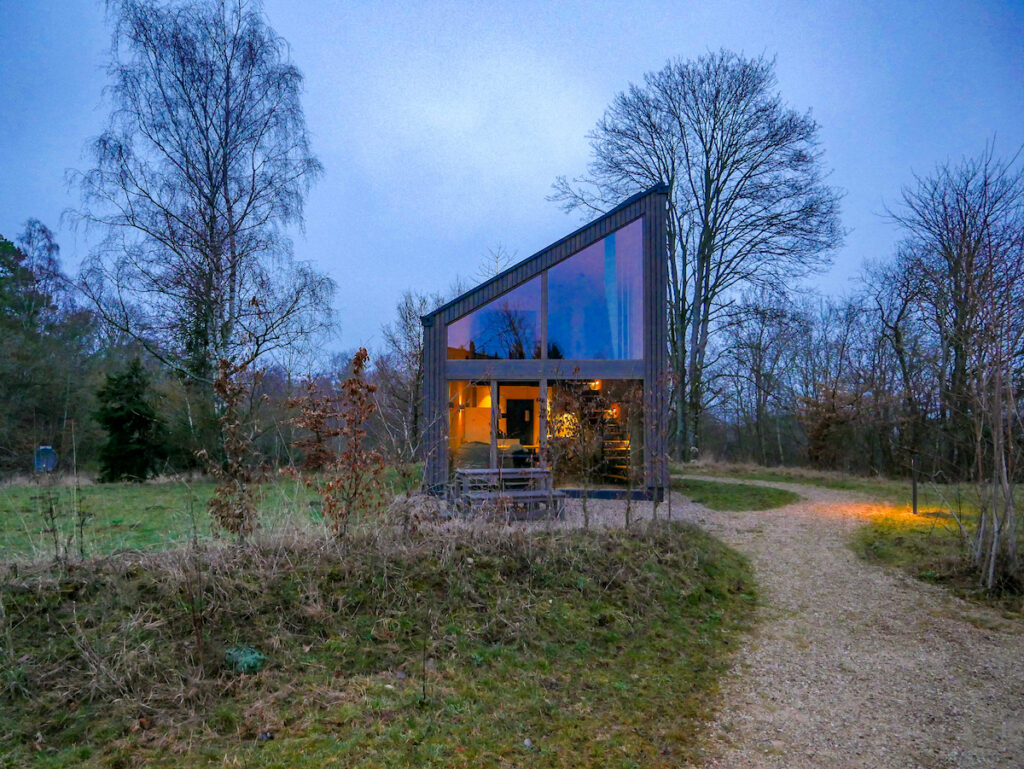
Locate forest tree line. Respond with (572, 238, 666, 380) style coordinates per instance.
(5, 137, 1023, 489)
(0, 6, 1021, 492)
(3, 0, 1023, 586)
(0, 221, 433, 479)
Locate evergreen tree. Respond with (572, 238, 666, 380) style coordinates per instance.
(94, 359, 166, 481)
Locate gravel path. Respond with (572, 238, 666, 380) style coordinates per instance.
(668, 478, 1024, 769)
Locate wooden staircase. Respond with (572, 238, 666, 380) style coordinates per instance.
(601, 426, 632, 482)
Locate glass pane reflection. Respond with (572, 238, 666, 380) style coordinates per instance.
(547, 218, 643, 360)
(447, 277, 541, 360)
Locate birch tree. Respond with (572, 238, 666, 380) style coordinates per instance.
(71, 0, 334, 385)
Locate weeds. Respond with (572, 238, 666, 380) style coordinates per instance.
(287, 349, 385, 539)
(0, 520, 755, 767)
(37, 484, 65, 566)
(28, 476, 92, 568)
(201, 359, 263, 539)
(181, 545, 208, 669)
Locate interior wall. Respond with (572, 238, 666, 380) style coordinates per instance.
(448, 381, 492, 451)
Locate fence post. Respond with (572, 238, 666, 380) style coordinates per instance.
(911, 455, 918, 515)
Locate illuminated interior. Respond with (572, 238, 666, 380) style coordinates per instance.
(547, 379, 644, 483)
(448, 377, 644, 482)
(448, 381, 492, 468)
(497, 382, 542, 467)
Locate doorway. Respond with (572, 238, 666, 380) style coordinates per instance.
(505, 399, 534, 444)
(497, 381, 542, 468)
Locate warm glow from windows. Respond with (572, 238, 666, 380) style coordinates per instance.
(551, 412, 579, 438)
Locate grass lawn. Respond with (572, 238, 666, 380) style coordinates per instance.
(0, 479, 308, 560)
(674, 462, 901, 495)
(0, 522, 755, 768)
(672, 477, 801, 511)
(850, 505, 1023, 615)
(0, 469, 423, 561)
(673, 461, 981, 510)
(851, 505, 968, 579)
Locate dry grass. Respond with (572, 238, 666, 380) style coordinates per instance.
(0, 512, 755, 768)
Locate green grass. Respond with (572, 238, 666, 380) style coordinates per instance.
(0, 467, 423, 561)
(0, 479, 305, 559)
(672, 477, 801, 511)
(849, 501, 1024, 613)
(0, 522, 755, 768)
(674, 462, 895, 494)
(673, 461, 983, 509)
(851, 506, 967, 575)
(847, 506, 1024, 614)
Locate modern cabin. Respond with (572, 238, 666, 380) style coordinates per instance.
(421, 185, 669, 495)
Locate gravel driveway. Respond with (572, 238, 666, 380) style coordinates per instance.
(671, 478, 1024, 769)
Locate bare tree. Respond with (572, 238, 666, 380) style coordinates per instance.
(888, 147, 1024, 479)
(474, 244, 516, 282)
(890, 147, 1024, 588)
(15, 220, 71, 322)
(70, 0, 334, 385)
(551, 50, 842, 459)
(865, 256, 935, 465)
(374, 290, 445, 462)
(719, 292, 806, 465)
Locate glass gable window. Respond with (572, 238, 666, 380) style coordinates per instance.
(447, 277, 542, 360)
(547, 218, 643, 360)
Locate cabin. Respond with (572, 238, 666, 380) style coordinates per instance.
(420, 185, 669, 499)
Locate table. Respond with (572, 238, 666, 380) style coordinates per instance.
(451, 467, 564, 518)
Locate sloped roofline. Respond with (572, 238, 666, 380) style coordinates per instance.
(421, 183, 669, 326)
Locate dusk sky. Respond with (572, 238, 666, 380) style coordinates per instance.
(1, 0, 1022, 352)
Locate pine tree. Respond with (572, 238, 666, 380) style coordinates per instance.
(94, 358, 166, 481)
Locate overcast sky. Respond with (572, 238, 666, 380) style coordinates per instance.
(1, 0, 1022, 352)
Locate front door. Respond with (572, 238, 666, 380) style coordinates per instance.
(505, 399, 534, 444)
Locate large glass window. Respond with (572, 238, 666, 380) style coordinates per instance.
(448, 381, 492, 469)
(548, 379, 644, 485)
(448, 380, 544, 470)
(547, 218, 643, 360)
(447, 277, 541, 360)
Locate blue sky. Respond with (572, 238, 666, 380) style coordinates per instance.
(1, 0, 1022, 351)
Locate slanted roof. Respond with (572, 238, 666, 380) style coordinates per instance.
(422, 184, 668, 328)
